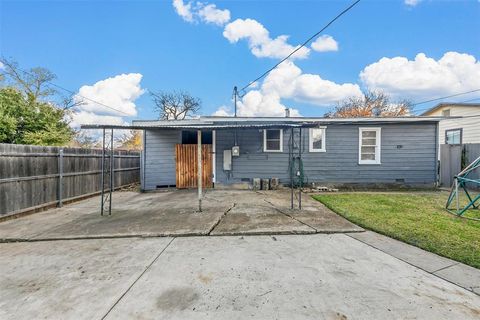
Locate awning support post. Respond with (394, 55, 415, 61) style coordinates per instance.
(298, 127, 302, 210)
(290, 127, 294, 209)
(109, 128, 114, 215)
(197, 130, 202, 212)
(100, 128, 106, 216)
(100, 128, 114, 216)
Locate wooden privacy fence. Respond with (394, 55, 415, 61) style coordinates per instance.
(440, 143, 480, 188)
(175, 144, 212, 189)
(0, 143, 140, 217)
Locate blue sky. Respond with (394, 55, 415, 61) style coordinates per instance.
(1, 0, 479, 125)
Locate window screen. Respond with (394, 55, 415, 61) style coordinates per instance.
(359, 128, 381, 164)
(309, 128, 326, 152)
(264, 129, 282, 152)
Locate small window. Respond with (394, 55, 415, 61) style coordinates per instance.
(359, 128, 381, 165)
(263, 129, 283, 152)
(442, 109, 451, 117)
(445, 129, 462, 145)
(309, 127, 326, 152)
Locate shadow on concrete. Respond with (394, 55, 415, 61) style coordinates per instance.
(0, 189, 362, 241)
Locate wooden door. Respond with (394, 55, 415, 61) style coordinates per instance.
(175, 144, 213, 189)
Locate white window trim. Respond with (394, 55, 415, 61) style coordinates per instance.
(358, 127, 381, 165)
(263, 129, 283, 152)
(309, 127, 326, 152)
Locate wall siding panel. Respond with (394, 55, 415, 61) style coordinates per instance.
(144, 129, 181, 189)
(143, 123, 437, 189)
(214, 124, 437, 186)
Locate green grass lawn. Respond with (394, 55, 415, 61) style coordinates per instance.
(313, 192, 480, 269)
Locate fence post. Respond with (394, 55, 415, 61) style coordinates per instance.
(58, 148, 64, 207)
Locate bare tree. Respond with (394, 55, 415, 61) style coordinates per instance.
(116, 130, 142, 150)
(69, 131, 100, 148)
(151, 90, 201, 120)
(0, 57, 57, 100)
(325, 90, 412, 118)
(60, 94, 85, 110)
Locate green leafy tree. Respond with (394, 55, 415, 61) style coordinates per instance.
(0, 58, 74, 146)
(0, 87, 73, 145)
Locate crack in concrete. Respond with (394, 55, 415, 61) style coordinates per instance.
(101, 237, 176, 320)
(263, 199, 317, 232)
(207, 203, 236, 235)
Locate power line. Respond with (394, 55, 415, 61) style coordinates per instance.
(413, 97, 480, 114)
(412, 88, 480, 107)
(239, 0, 361, 92)
(9, 65, 131, 116)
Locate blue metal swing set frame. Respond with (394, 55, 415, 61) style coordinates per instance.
(446, 155, 480, 221)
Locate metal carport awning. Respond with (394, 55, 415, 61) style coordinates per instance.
(80, 123, 309, 130)
(81, 122, 312, 215)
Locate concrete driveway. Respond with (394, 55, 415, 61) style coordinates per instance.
(0, 189, 361, 241)
(1, 190, 479, 319)
(1, 235, 479, 319)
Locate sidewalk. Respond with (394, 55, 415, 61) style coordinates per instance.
(348, 231, 480, 295)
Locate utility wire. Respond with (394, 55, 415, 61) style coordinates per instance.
(413, 96, 480, 114)
(239, 0, 361, 92)
(10, 65, 131, 116)
(411, 88, 480, 107)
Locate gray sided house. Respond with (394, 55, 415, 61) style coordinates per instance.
(129, 116, 441, 190)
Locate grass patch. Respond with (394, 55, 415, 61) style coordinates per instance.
(313, 192, 480, 269)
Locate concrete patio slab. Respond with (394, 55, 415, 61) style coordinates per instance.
(0, 237, 173, 320)
(0, 189, 361, 241)
(284, 208, 364, 233)
(31, 206, 229, 240)
(210, 204, 315, 235)
(104, 234, 480, 320)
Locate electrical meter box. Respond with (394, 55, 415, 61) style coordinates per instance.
(232, 146, 240, 157)
(223, 150, 232, 170)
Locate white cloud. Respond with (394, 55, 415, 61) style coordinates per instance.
(360, 52, 480, 100)
(172, 1, 230, 26)
(405, 0, 422, 6)
(173, 0, 194, 22)
(70, 110, 126, 129)
(172, 2, 307, 58)
(0, 61, 4, 69)
(75, 73, 144, 117)
(223, 18, 309, 59)
(214, 61, 361, 117)
(71, 73, 144, 127)
(212, 105, 233, 116)
(311, 35, 338, 52)
(262, 61, 362, 105)
(198, 4, 230, 26)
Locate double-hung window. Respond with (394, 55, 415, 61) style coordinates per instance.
(445, 129, 462, 145)
(309, 127, 326, 152)
(263, 129, 283, 152)
(359, 128, 381, 164)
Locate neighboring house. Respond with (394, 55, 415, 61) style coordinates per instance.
(122, 116, 441, 190)
(421, 103, 480, 145)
